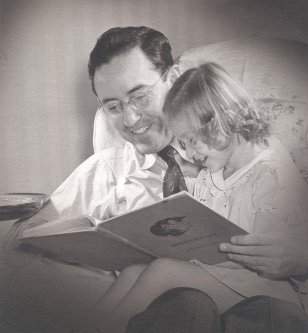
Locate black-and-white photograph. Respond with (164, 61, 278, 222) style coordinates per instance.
(150, 217, 190, 236)
(1, 1, 308, 332)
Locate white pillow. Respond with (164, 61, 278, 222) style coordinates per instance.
(93, 108, 126, 153)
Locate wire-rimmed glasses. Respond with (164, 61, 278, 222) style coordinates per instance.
(97, 70, 168, 116)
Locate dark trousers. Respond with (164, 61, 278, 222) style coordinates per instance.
(126, 288, 308, 333)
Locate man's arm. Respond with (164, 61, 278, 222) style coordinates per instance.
(219, 226, 308, 279)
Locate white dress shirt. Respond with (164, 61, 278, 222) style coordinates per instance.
(46, 141, 195, 222)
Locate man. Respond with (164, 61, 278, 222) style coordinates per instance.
(11, 26, 308, 332)
(7, 26, 197, 332)
(18, 26, 195, 225)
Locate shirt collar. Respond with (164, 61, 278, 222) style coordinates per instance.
(132, 146, 157, 170)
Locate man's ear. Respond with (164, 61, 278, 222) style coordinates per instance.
(166, 64, 182, 86)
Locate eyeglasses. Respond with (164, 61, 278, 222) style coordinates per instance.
(97, 70, 168, 116)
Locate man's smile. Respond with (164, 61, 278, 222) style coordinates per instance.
(131, 123, 153, 135)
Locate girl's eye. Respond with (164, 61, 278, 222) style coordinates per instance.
(179, 140, 186, 150)
(189, 138, 197, 146)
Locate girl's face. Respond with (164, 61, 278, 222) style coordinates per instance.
(170, 114, 233, 173)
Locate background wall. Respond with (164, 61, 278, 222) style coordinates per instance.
(0, 0, 307, 194)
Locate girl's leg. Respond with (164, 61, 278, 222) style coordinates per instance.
(107, 258, 244, 333)
(90, 264, 147, 329)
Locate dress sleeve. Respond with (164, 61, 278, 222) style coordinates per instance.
(251, 164, 280, 214)
(251, 161, 308, 233)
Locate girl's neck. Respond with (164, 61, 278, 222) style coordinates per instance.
(223, 138, 264, 179)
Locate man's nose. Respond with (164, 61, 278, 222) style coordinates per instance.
(122, 104, 141, 127)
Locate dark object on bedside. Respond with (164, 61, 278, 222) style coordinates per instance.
(0, 193, 49, 221)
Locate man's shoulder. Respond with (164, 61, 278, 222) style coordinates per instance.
(93, 142, 145, 163)
(82, 142, 157, 172)
(84, 143, 136, 164)
(65, 147, 126, 179)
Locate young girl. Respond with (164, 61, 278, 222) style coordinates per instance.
(93, 63, 308, 333)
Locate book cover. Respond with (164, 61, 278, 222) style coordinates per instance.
(19, 191, 247, 271)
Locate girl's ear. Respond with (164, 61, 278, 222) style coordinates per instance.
(166, 64, 182, 86)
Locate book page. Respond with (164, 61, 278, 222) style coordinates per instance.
(21, 215, 96, 238)
(102, 192, 247, 265)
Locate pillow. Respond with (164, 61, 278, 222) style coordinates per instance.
(93, 107, 126, 153)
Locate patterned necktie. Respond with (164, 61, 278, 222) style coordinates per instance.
(158, 145, 188, 197)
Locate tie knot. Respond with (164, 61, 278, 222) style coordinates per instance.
(158, 145, 176, 165)
(158, 145, 188, 197)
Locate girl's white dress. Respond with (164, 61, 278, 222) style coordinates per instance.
(193, 137, 308, 308)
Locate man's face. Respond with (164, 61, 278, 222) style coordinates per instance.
(94, 47, 173, 154)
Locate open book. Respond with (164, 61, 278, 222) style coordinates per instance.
(19, 191, 247, 271)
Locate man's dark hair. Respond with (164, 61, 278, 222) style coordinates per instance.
(88, 26, 174, 95)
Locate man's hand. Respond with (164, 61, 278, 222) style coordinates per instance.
(219, 226, 308, 280)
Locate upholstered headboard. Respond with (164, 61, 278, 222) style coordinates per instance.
(93, 37, 308, 181)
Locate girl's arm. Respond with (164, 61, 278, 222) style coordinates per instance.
(220, 162, 308, 279)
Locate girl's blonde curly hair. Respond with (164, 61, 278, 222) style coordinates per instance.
(163, 62, 270, 150)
